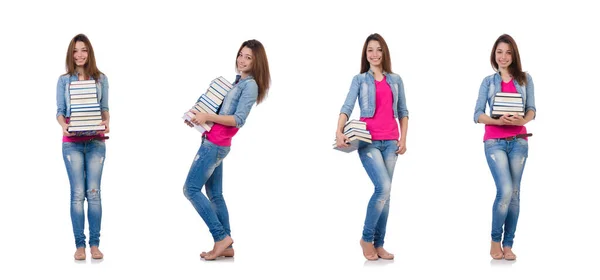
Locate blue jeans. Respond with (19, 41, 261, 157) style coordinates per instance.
(183, 139, 231, 242)
(358, 140, 398, 248)
(62, 140, 106, 248)
(484, 138, 528, 248)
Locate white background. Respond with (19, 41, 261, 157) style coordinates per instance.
(1, 0, 598, 279)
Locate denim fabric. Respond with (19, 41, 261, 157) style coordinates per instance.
(62, 140, 106, 248)
(474, 72, 535, 123)
(340, 69, 408, 119)
(358, 140, 398, 248)
(56, 73, 109, 118)
(484, 138, 528, 248)
(205, 75, 257, 128)
(183, 139, 232, 242)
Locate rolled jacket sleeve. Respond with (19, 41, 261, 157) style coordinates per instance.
(340, 75, 360, 118)
(56, 76, 67, 118)
(233, 80, 258, 128)
(474, 77, 490, 123)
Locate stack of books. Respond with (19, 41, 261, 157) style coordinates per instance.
(332, 120, 372, 153)
(491, 92, 524, 119)
(67, 80, 104, 136)
(183, 76, 233, 133)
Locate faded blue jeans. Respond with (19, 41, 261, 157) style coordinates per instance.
(358, 140, 398, 248)
(484, 138, 528, 248)
(62, 140, 106, 248)
(183, 138, 231, 242)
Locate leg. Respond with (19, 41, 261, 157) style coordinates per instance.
(183, 140, 229, 243)
(358, 141, 393, 260)
(85, 140, 106, 258)
(373, 140, 399, 250)
(484, 140, 513, 259)
(503, 138, 528, 257)
(63, 142, 87, 252)
(206, 160, 231, 237)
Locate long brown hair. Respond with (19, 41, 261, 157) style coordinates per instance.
(236, 39, 271, 105)
(65, 34, 102, 80)
(360, 33, 392, 74)
(490, 34, 527, 86)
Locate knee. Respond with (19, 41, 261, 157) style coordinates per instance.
(86, 188, 101, 202)
(375, 183, 391, 201)
(71, 188, 85, 202)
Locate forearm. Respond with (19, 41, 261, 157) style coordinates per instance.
(102, 111, 110, 123)
(477, 114, 501, 125)
(206, 114, 237, 127)
(337, 113, 349, 134)
(57, 115, 68, 126)
(399, 116, 408, 140)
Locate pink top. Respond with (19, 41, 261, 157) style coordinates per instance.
(205, 123, 238, 147)
(62, 117, 106, 143)
(360, 76, 400, 140)
(483, 80, 528, 141)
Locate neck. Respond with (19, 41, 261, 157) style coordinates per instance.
(240, 72, 250, 79)
(499, 67, 511, 81)
(76, 67, 86, 80)
(370, 65, 383, 75)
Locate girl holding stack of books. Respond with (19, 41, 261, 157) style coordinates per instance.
(473, 34, 536, 261)
(335, 33, 409, 261)
(183, 39, 271, 260)
(56, 34, 110, 260)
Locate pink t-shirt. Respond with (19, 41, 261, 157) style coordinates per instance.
(205, 123, 238, 147)
(360, 76, 400, 141)
(62, 117, 106, 143)
(483, 79, 528, 141)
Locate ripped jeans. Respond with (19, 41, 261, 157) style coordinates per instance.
(183, 139, 231, 242)
(484, 138, 528, 248)
(62, 140, 106, 248)
(358, 140, 398, 248)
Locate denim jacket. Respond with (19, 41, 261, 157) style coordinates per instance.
(473, 72, 535, 123)
(199, 75, 257, 128)
(340, 69, 409, 119)
(56, 73, 109, 118)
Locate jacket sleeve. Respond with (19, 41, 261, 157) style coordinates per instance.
(340, 75, 360, 118)
(56, 76, 67, 118)
(99, 74, 110, 112)
(396, 75, 409, 119)
(525, 73, 536, 119)
(233, 80, 258, 128)
(474, 76, 490, 123)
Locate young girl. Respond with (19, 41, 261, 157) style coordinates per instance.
(473, 34, 536, 261)
(183, 39, 270, 260)
(56, 34, 110, 260)
(335, 33, 409, 261)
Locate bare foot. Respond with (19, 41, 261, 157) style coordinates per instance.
(490, 241, 503, 260)
(90, 246, 104, 259)
(74, 247, 86, 260)
(503, 247, 516, 260)
(200, 247, 235, 258)
(376, 247, 394, 260)
(360, 239, 378, 261)
(204, 236, 234, 261)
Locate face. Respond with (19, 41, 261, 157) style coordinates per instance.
(237, 46, 254, 74)
(495, 42, 512, 69)
(366, 40, 383, 67)
(73, 41, 88, 67)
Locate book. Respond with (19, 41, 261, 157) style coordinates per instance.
(67, 80, 105, 135)
(183, 76, 233, 133)
(491, 92, 525, 119)
(333, 120, 372, 153)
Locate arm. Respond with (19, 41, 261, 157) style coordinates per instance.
(335, 113, 350, 147)
(474, 77, 490, 123)
(396, 75, 409, 119)
(99, 75, 110, 133)
(191, 81, 258, 127)
(56, 76, 73, 136)
(396, 116, 408, 155)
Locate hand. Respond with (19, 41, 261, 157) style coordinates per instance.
(336, 131, 350, 148)
(396, 138, 407, 155)
(498, 114, 525, 126)
(101, 120, 110, 134)
(189, 110, 208, 126)
(61, 123, 74, 137)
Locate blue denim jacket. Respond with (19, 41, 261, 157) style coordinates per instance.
(340, 69, 409, 119)
(56, 73, 109, 118)
(199, 75, 257, 128)
(473, 72, 536, 123)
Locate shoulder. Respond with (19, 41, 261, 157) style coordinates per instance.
(481, 73, 497, 84)
(525, 72, 533, 81)
(98, 73, 108, 83)
(353, 73, 367, 82)
(387, 73, 403, 83)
